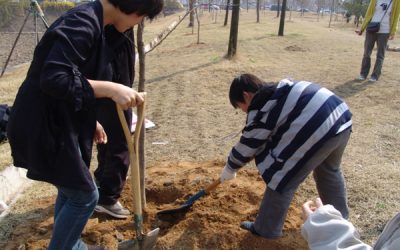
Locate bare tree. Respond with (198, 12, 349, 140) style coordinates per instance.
(278, 0, 287, 36)
(256, 0, 260, 23)
(328, 0, 335, 27)
(277, 0, 281, 17)
(189, 0, 195, 27)
(316, 0, 326, 18)
(224, 0, 230, 26)
(132, 8, 205, 206)
(195, 8, 201, 44)
(227, 0, 240, 58)
(136, 21, 146, 208)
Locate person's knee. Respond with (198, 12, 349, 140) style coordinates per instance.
(84, 188, 99, 210)
(91, 188, 100, 205)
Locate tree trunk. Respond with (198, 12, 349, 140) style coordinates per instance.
(136, 21, 146, 208)
(328, 0, 335, 28)
(277, 0, 280, 17)
(189, 0, 194, 27)
(227, 0, 240, 59)
(256, 0, 260, 23)
(278, 0, 287, 36)
(195, 8, 200, 44)
(224, 0, 230, 26)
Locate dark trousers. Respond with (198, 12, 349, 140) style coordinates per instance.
(254, 129, 351, 238)
(95, 99, 132, 205)
(360, 32, 390, 80)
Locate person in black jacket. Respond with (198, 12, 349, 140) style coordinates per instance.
(7, 0, 163, 249)
(93, 26, 135, 219)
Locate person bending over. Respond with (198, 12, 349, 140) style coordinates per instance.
(220, 73, 352, 239)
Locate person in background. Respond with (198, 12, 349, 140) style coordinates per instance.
(93, 25, 135, 219)
(220, 74, 352, 239)
(355, 0, 400, 82)
(301, 197, 400, 250)
(7, 0, 163, 249)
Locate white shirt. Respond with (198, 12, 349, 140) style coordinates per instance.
(371, 0, 393, 33)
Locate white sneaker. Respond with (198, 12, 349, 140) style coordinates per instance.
(95, 201, 130, 219)
(358, 75, 366, 81)
(369, 76, 378, 82)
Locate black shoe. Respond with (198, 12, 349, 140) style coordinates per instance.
(240, 221, 260, 236)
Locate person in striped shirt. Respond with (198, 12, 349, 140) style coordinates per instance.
(220, 74, 352, 239)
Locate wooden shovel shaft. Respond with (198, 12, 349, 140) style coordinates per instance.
(116, 101, 145, 217)
(205, 179, 221, 194)
(184, 179, 221, 205)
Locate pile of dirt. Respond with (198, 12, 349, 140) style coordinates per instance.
(2, 160, 307, 250)
(285, 45, 307, 52)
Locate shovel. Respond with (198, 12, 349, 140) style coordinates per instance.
(157, 179, 221, 216)
(116, 100, 159, 250)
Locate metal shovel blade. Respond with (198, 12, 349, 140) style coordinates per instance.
(118, 227, 160, 250)
(156, 203, 192, 216)
(157, 190, 206, 216)
(156, 180, 221, 217)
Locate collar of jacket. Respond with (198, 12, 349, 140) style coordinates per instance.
(248, 85, 277, 112)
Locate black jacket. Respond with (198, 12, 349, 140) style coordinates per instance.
(7, 1, 121, 191)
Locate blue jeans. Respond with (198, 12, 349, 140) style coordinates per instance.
(48, 184, 99, 250)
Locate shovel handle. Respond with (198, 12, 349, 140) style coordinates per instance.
(116, 100, 145, 217)
(204, 179, 221, 194)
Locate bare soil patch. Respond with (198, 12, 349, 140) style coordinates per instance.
(3, 161, 306, 250)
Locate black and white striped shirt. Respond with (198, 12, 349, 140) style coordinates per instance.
(227, 79, 352, 192)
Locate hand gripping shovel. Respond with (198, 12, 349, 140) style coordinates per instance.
(116, 100, 159, 250)
(157, 179, 221, 216)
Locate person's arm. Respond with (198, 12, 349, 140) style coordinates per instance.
(221, 119, 272, 182)
(38, 12, 100, 111)
(356, 0, 376, 35)
(389, 0, 400, 39)
(38, 10, 141, 112)
(301, 198, 372, 250)
(88, 79, 145, 110)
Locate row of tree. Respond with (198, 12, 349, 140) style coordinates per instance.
(183, 0, 370, 19)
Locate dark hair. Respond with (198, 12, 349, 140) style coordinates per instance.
(109, 0, 164, 20)
(229, 74, 265, 108)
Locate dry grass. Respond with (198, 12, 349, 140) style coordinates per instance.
(0, 65, 27, 170)
(1, 9, 400, 247)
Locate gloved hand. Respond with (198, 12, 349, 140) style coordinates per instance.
(220, 165, 237, 183)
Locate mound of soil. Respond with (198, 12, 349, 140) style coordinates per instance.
(285, 45, 307, 52)
(3, 160, 307, 250)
